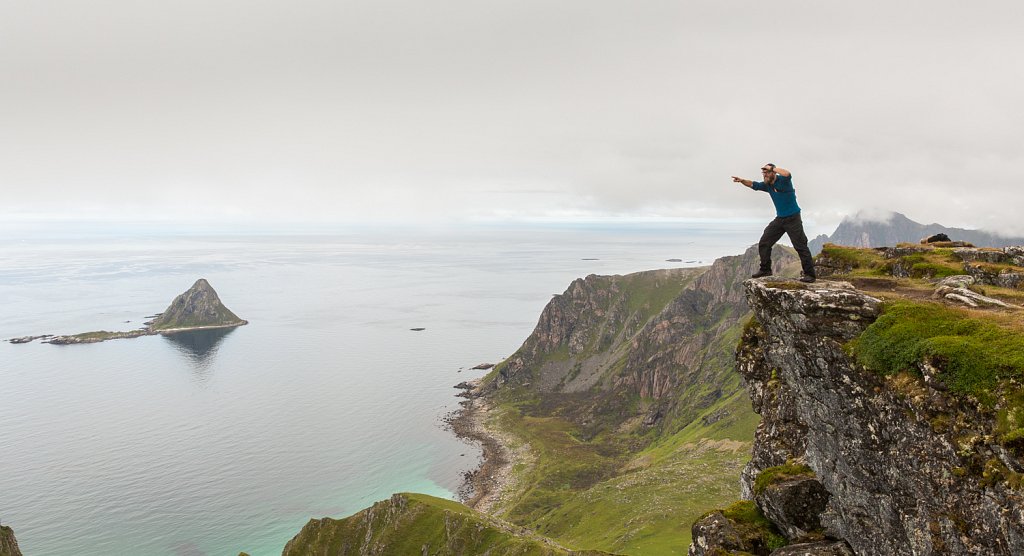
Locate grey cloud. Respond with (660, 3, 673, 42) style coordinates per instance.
(2, 1, 1022, 233)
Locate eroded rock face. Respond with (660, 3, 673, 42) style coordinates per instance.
(755, 477, 830, 540)
(740, 279, 1024, 555)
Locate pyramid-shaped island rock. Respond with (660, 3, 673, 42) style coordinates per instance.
(148, 279, 247, 332)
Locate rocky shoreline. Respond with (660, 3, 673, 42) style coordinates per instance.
(445, 379, 528, 514)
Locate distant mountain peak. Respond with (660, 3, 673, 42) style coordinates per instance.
(810, 211, 1024, 255)
(148, 279, 246, 332)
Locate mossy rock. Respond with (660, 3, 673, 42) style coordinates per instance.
(851, 300, 1024, 402)
(753, 463, 816, 497)
(720, 500, 788, 554)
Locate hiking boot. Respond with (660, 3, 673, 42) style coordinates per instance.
(751, 270, 773, 279)
(799, 274, 817, 283)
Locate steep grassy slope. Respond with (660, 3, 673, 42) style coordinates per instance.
(281, 493, 614, 555)
(483, 389, 758, 555)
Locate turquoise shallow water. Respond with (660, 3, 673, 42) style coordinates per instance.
(0, 224, 758, 555)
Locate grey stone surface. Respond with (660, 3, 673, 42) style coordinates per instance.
(769, 540, 854, 556)
(739, 279, 1024, 555)
(688, 512, 745, 556)
(755, 477, 830, 540)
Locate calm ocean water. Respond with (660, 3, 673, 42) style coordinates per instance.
(0, 223, 759, 556)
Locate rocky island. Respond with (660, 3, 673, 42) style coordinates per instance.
(8, 278, 247, 345)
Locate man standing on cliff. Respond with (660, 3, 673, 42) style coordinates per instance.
(731, 163, 816, 283)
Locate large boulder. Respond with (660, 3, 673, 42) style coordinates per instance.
(755, 476, 830, 540)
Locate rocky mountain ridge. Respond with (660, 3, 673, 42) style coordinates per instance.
(485, 246, 799, 438)
(808, 212, 1024, 255)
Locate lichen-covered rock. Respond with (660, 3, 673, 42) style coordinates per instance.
(688, 512, 746, 556)
(737, 321, 808, 499)
(963, 263, 1024, 289)
(688, 501, 787, 556)
(935, 275, 975, 289)
(740, 279, 1024, 555)
(933, 281, 1016, 308)
(1006, 246, 1024, 266)
(953, 247, 1016, 264)
(768, 540, 854, 556)
(754, 477, 829, 540)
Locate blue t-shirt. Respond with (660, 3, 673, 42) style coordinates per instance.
(752, 173, 801, 217)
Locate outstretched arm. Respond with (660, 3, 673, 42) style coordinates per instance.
(731, 176, 754, 188)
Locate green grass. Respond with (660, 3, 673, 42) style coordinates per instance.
(487, 387, 759, 555)
(894, 253, 962, 279)
(851, 299, 1024, 483)
(820, 244, 887, 273)
(819, 244, 968, 279)
(851, 300, 1024, 401)
(72, 330, 118, 340)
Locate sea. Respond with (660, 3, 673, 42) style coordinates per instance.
(0, 222, 761, 556)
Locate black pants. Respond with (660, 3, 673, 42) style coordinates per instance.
(758, 213, 815, 276)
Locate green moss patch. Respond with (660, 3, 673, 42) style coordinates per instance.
(719, 500, 788, 553)
(851, 300, 1024, 401)
(820, 244, 886, 270)
(753, 462, 815, 496)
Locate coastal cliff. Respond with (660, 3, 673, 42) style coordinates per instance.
(485, 246, 799, 438)
(454, 246, 801, 554)
(692, 246, 1024, 555)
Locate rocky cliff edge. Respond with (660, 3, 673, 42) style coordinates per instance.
(692, 274, 1024, 555)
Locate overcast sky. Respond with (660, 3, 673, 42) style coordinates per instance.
(3, 1, 1022, 234)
